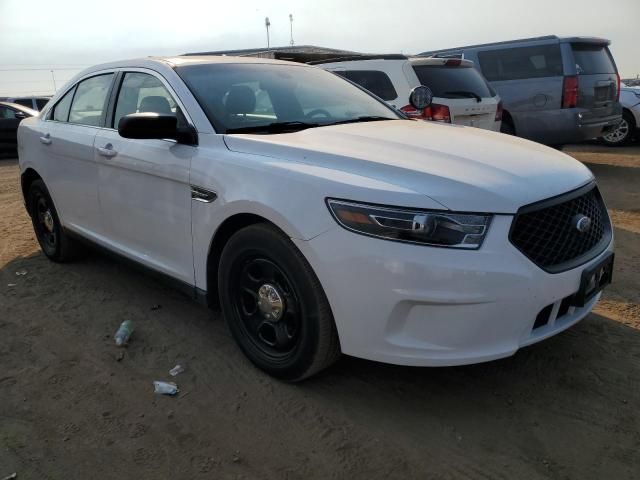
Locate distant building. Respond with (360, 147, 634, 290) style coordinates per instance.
(184, 45, 364, 63)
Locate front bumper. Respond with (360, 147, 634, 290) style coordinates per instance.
(294, 215, 613, 367)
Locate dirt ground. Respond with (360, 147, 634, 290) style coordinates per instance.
(1, 144, 639, 480)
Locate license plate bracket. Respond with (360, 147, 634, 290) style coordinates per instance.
(572, 252, 614, 307)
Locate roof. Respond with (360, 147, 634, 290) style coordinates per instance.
(184, 45, 359, 57)
(419, 35, 611, 56)
(311, 55, 474, 67)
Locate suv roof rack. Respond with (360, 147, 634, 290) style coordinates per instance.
(428, 51, 464, 59)
(307, 54, 408, 65)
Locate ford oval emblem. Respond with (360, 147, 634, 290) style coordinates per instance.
(574, 214, 592, 233)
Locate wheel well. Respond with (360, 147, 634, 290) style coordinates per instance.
(622, 108, 636, 129)
(20, 168, 42, 215)
(502, 109, 515, 132)
(205, 213, 278, 308)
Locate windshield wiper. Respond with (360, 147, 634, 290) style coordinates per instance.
(226, 121, 319, 134)
(324, 116, 396, 126)
(442, 91, 482, 102)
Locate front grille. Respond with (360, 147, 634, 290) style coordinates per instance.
(510, 184, 611, 273)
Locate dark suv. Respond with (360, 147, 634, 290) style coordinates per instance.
(421, 36, 622, 146)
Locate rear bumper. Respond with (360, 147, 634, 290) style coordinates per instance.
(513, 106, 622, 145)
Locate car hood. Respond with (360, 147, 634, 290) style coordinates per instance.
(223, 120, 594, 213)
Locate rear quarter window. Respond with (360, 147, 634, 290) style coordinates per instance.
(14, 99, 33, 109)
(478, 45, 563, 81)
(337, 70, 398, 101)
(571, 45, 616, 75)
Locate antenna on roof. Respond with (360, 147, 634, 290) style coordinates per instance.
(265, 17, 271, 49)
(289, 14, 294, 46)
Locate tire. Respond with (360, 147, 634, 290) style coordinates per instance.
(28, 179, 80, 262)
(500, 119, 515, 136)
(602, 111, 635, 146)
(218, 223, 340, 381)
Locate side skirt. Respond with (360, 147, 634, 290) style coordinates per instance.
(65, 229, 210, 307)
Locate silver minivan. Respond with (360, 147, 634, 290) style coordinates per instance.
(421, 36, 622, 146)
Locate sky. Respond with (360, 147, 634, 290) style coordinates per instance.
(0, 0, 638, 96)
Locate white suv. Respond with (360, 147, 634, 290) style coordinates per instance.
(17, 56, 613, 381)
(316, 55, 502, 130)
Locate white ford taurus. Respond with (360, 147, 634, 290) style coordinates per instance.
(17, 56, 614, 380)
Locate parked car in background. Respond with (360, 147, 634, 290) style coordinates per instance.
(0, 101, 37, 156)
(421, 36, 622, 146)
(314, 55, 502, 131)
(0, 96, 51, 111)
(18, 56, 613, 380)
(601, 83, 640, 145)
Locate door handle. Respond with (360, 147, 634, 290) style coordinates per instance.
(39, 133, 52, 145)
(97, 143, 117, 158)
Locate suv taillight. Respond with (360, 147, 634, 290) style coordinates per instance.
(616, 73, 621, 102)
(562, 76, 579, 109)
(400, 105, 423, 119)
(495, 100, 503, 122)
(425, 104, 451, 123)
(401, 103, 451, 123)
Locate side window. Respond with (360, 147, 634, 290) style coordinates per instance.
(478, 45, 563, 81)
(36, 98, 49, 110)
(343, 70, 398, 101)
(113, 72, 180, 128)
(51, 87, 75, 122)
(0, 106, 15, 119)
(68, 74, 114, 126)
(14, 99, 33, 109)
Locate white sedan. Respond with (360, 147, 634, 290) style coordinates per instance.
(17, 56, 614, 380)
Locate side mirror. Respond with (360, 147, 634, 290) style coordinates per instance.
(118, 113, 178, 140)
(409, 85, 433, 110)
(14, 111, 27, 119)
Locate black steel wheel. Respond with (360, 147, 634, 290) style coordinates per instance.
(218, 223, 340, 381)
(234, 257, 301, 358)
(28, 179, 79, 262)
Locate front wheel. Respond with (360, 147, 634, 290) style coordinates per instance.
(218, 223, 340, 381)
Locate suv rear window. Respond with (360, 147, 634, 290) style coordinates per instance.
(335, 70, 398, 101)
(571, 44, 616, 75)
(412, 65, 495, 99)
(478, 45, 563, 81)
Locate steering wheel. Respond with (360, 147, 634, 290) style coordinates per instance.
(305, 109, 332, 120)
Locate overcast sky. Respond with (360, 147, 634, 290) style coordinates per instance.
(0, 0, 638, 96)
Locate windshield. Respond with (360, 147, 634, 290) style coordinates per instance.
(175, 63, 400, 134)
(412, 65, 495, 99)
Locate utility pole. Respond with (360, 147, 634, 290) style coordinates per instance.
(265, 17, 271, 49)
(289, 14, 294, 46)
(50, 70, 57, 92)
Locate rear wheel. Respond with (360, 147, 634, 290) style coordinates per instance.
(218, 223, 340, 381)
(28, 179, 80, 262)
(602, 111, 635, 146)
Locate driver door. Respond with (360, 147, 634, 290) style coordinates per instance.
(95, 71, 196, 284)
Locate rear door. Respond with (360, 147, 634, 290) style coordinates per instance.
(568, 43, 619, 118)
(39, 73, 115, 235)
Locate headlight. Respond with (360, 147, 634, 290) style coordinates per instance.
(327, 199, 491, 249)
